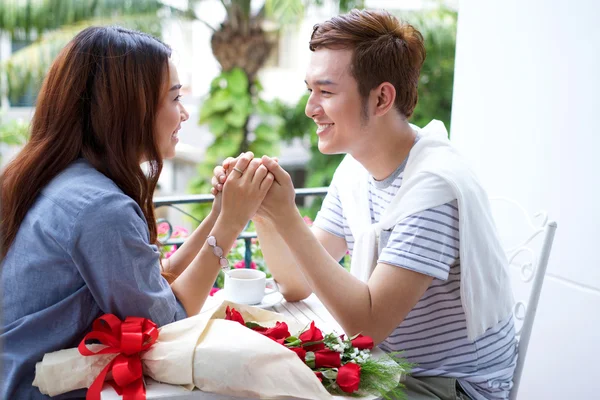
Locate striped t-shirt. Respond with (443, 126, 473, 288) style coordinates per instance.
(314, 156, 517, 400)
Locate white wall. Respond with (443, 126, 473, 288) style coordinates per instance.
(451, 0, 599, 398)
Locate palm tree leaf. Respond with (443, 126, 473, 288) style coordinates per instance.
(265, 0, 305, 25)
(2, 13, 164, 102)
(0, 0, 168, 40)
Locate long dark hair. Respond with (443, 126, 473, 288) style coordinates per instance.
(1, 26, 171, 257)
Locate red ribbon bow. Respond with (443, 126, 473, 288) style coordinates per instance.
(78, 314, 158, 400)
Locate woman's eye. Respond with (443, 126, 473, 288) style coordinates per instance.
(174, 95, 182, 102)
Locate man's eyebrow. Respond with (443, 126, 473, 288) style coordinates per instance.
(304, 79, 337, 86)
(169, 84, 182, 91)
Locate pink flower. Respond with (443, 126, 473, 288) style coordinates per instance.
(233, 261, 257, 269)
(251, 238, 258, 245)
(172, 227, 189, 238)
(157, 222, 171, 235)
(209, 287, 221, 296)
(164, 245, 178, 259)
(303, 216, 313, 226)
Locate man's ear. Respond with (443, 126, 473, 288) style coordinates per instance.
(372, 82, 396, 117)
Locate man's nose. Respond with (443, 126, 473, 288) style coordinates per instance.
(305, 94, 322, 119)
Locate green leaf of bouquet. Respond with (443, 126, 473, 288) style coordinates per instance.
(321, 369, 338, 380)
(245, 322, 264, 329)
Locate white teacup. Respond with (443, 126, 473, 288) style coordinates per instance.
(223, 269, 278, 305)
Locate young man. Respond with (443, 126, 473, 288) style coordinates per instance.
(213, 9, 516, 400)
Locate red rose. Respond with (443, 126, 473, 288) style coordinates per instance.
(299, 321, 325, 351)
(314, 371, 323, 382)
(337, 362, 361, 393)
(314, 349, 341, 368)
(289, 347, 306, 362)
(252, 321, 290, 341)
(209, 287, 221, 296)
(224, 306, 245, 325)
(351, 334, 374, 350)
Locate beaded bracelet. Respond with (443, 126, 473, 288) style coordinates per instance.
(207, 235, 230, 269)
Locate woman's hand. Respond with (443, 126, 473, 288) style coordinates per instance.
(210, 153, 246, 215)
(218, 153, 274, 230)
(212, 153, 279, 223)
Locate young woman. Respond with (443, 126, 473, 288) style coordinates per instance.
(0, 26, 273, 399)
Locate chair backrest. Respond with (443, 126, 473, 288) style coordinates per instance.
(489, 198, 557, 400)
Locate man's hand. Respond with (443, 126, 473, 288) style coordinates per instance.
(256, 156, 297, 225)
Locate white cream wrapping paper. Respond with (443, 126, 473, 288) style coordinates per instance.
(33, 300, 332, 399)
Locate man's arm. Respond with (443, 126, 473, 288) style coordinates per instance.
(259, 156, 435, 344)
(277, 213, 433, 344)
(254, 218, 348, 302)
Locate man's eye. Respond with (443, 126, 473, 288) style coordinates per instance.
(322, 91, 332, 95)
(306, 88, 313, 93)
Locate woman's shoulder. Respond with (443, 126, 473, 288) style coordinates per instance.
(41, 159, 138, 216)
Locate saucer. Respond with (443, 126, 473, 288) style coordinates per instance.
(213, 289, 284, 309)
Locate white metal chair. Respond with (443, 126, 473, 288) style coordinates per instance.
(489, 198, 558, 400)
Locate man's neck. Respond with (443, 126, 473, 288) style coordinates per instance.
(352, 118, 416, 181)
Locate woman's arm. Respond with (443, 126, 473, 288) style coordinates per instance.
(161, 209, 219, 277)
(170, 155, 274, 316)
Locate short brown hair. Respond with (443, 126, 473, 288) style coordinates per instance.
(310, 9, 426, 118)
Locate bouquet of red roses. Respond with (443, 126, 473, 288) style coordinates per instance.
(225, 306, 412, 399)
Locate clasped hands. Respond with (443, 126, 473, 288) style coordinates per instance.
(210, 151, 296, 229)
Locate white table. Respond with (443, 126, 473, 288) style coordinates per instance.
(102, 294, 382, 400)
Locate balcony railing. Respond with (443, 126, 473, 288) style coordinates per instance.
(154, 187, 328, 268)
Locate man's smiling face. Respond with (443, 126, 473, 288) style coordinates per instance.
(304, 48, 368, 155)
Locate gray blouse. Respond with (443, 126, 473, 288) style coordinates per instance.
(1, 158, 186, 399)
